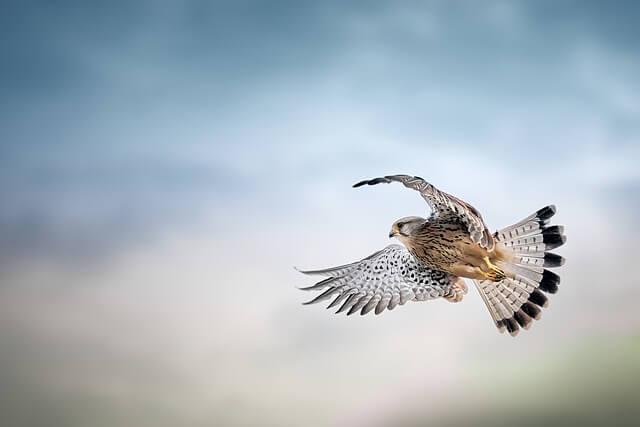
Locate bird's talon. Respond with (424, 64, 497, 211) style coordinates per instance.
(481, 256, 506, 281)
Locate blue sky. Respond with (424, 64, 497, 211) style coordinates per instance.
(1, 1, 639, 426)
(2, 1, 639, 263)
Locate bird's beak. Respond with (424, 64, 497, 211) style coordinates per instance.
(389, 230, 396, 239)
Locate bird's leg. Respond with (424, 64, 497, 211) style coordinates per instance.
(444, 277, 468, 303)
(481, 256, 506, 281)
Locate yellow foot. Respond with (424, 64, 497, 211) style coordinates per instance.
(481, 256, 506, 281)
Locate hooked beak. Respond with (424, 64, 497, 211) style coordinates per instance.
(389, 230, 396, 239)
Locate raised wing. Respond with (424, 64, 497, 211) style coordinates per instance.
(298, 244, 457, 315)
(353, 174, 494, 250)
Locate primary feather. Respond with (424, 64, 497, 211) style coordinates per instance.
(298, 245, 459, 316)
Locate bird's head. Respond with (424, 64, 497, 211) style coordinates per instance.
(389, 216, 425, 239)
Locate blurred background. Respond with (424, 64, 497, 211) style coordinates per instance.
(1, 1, 639, 426)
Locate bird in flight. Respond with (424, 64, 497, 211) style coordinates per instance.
(297, 175, 566, 336)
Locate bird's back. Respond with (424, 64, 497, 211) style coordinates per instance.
(403, 216, 472, 274)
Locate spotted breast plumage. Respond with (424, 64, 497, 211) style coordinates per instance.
(297, 174, 567, 336)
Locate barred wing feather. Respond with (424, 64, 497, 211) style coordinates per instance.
(298, 245, 456, 316)
(353, 175, 494, 250)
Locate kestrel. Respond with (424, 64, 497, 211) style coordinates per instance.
(298, 175, 566, 336)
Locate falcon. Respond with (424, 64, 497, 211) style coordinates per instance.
(297, 175, 566, 336)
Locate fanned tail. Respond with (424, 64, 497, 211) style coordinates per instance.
(473, 205, 566, 336)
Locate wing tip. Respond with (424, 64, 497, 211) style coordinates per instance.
(353, 177, 393, 188)
(295, 266, 328, 276)
(295, 266, 318, 275)
(298, 276, 336, 291)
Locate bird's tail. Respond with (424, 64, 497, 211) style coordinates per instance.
(473, 205, 566, 336)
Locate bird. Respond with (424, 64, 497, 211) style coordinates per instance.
(297, 174, 566, 336)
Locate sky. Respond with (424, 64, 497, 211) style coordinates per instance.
(1, 1, 640, 426)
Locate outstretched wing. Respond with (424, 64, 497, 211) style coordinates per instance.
(353, 174, 494, 250)
(298, 244, 458, 316)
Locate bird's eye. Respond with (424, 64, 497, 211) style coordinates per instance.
(396, 222, 404, 229)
